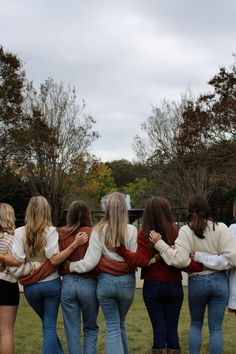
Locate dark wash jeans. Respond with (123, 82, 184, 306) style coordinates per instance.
(143, 280, 184, 350)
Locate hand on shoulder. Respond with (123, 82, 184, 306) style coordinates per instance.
(149, 230, 162, 244)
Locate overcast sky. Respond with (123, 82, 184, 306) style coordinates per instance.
(1, 0, 236, 161)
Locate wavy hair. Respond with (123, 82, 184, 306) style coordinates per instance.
(24, 196, 52, 257)
(187, 194, 215, 239)
(60, 200, 92, 238)
(142, 196, 175, 245)
(0, 203, 15, 236)
(95, 192, 128, 247)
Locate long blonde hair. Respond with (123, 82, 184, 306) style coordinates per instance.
(96, 192, 128, 247)
(0, 203, 15, 236)
(24, 196, 52, 257)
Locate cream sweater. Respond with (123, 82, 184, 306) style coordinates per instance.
(70, 224, 137, 273)
(154, 221, 236, 275)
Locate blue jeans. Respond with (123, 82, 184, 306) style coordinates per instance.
(143, 280, 183, 350)
(188, 271, 229, 354)
(96, 272, 135, 354)
(61, 274, 99, 354)
(24, 277, 64, 354)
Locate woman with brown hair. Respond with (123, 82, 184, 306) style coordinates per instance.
(150, 195, 236, 354)
(115, 196, 202, 354)
(58, 200, 98, 354)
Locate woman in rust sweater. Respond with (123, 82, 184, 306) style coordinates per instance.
(58, 200, 98, 354)
(59, 199, 135, 354)
(116, 196, 203, 354)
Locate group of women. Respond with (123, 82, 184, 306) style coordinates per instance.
(0, 193, 236, 354)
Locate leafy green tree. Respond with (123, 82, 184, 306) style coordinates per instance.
(0, 46, 24, 125)
(0, 46, 30, 215)
(77, 161, 116, 209)
(106, 159, 148, 189)
(123, 177, 151, 208)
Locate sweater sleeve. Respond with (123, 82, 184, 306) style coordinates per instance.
(45, 227, 60, 259)
(183, 259, 204, 273)
(12, 228, 26, 263)
(218, 223, 236, 267)
(116, 231, 152, 268)
(154, 228, 191, 268)
(69, 230, 102, 273)
(194, 252, 231, 270)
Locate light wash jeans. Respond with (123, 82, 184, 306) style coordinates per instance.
(96, 272, 135, 354)
(61, 274, 99, 354)
(188, 271, 228, 354)
(24, 277, 65, 354)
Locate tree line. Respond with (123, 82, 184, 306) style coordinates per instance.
(1, 46, 236, 225)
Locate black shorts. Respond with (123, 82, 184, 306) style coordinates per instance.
(0, 279, 20, 306)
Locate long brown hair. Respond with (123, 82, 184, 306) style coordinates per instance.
(95, 192, 128, 247)
(60, 200, 92, 238)
(142, 196, 175, 245)
(24, 196, 52, 257)
(187, 194, 215, 239)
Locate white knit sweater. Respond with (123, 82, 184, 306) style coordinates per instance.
(154, 221, 236, 275)
(70, 224, 137, 273)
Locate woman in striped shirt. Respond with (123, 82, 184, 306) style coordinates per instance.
(0, 203, 20, 354)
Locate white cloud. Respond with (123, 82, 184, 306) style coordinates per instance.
(0, 0, 235, 161)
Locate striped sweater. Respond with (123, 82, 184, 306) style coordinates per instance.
(0, 232, 16, 283)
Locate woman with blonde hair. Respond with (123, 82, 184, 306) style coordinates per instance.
(66, 192, 137, 354)
(0, 203, 20, 354)
(3, 196, 87, 354)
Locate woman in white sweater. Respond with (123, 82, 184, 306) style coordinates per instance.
(149, 195, 236, 354)
(68, 192, 137, 354)
(193, 198, 236, 312)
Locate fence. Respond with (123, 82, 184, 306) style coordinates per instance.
(16, 205, 234, 228)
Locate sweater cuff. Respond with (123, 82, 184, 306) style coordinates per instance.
(154, 239, 170, 254)
(116, 245, 126, 256)
(69, 262, 77, 273)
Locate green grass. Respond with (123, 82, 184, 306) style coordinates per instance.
(14, 288, 236, 354)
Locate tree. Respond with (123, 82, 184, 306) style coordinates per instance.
(106, 159, 148, 189)
(0, 46, 25, 127)
(77, 161, 116, 209)
(134, 64, 236, 207)
(123, 177, 151, 208)
(9, 78, 99, 224)
(0, 47, 100, 223)
(0, 47, 30, 214)
(134, 98, 214, 205)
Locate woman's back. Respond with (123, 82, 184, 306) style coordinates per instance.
(180, 221, 230, 253)
(96, 223, 137, 261)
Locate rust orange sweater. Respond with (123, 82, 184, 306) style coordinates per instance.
(116, 228, 203, 282)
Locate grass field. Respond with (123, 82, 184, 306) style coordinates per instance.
(14, 288, 236, 354)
